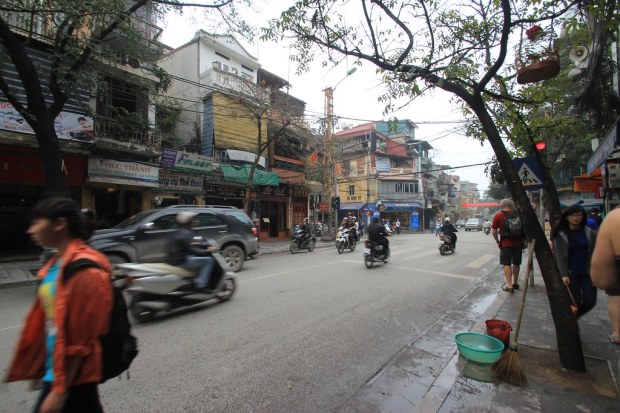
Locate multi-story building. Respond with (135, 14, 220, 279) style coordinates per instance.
(159, 31, 312, 240)
(0, 3, 164, 256)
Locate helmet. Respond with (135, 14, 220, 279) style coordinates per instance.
(444, 217, 451, 223)
(303, 217, 308, 222)
(343, 217, 348, 220)
(177, 211, 198, 225)
(372, 217, 379, 223)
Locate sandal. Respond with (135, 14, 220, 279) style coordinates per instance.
(501, 285, 514, 293)
(611, 336, 620, 345)
(513, 283, 520, 290)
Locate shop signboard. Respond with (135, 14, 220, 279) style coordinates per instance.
(261, 185, 288, 197)
(158, 173, 204, 193)
(88, 158, 159, 187)
(318, 202, 329, 212)
(204, 185, 246, 199)
(0, 102, 94, 142)
(160, 148, 214, 174)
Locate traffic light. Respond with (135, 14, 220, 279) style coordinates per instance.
(533, 140, 546, 151)
(332, 196, 340, 210)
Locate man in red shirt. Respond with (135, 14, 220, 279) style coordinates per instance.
(491, 199, 524, 293)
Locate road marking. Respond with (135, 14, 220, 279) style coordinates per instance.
(401, 250, 438, 260)
(465, 254, 496, 269)
(341, 259, 476, 280)
(0, 324, 23, 332)
(243, 262, 335, 283)
(390, 246, 421, 256)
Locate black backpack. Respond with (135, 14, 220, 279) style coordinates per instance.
(63, 258, 138, 382)
(502, 211, 523, 240)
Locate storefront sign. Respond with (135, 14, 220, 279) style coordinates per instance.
(0, 102, 94, 142)
(318, 202, 329, 212)
(160, 148, 214, 173)
(261, 185, 288, 196)
(158, 172, 204, 193)
(88, 158, 159, 187)
(205, 185, 246, 199)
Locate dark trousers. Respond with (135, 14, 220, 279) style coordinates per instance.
(568, 273, 597, 317)
(34, 382, 104, 413)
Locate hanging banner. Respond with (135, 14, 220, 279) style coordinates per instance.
(160, 148, 214, 174)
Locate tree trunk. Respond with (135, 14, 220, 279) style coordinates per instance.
(471, 96, 586, 371)
(34, 121, 70, 196)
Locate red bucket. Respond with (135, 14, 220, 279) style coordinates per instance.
(485, 319, 511, 349)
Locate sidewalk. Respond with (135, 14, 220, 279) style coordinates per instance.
(339, 267, 620, 412)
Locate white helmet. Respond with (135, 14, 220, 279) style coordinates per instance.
(444, 217, 451, 223)
(177, 211, 198, 225)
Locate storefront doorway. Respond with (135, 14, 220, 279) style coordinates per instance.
(260, 199, 287, 239)
(93, 187, 142, 227)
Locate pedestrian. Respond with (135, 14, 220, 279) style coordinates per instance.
(590, 207, 620, 344)
(6, 196, 113, 413)
(589, 207, 603, 227)
(552, 205, 598, 318)
(491, 199, 525, 293)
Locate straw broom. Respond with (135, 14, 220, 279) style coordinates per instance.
(492, 239, 536, 386)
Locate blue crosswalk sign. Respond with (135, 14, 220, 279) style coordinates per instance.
(512, 156, 545, 191)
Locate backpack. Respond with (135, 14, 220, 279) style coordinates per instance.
(502, 211, 523, 240)
(63, 258, 138, 383)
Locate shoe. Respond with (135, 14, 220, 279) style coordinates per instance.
(501, 285, 514, 294)
(513, 283, 520, 290)
(611, 335, 620, 344)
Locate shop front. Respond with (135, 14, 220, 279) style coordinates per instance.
(0, 144, 87, 256)
(85, 158, 159, 227)
(377, 201, 422, 230)
(203, 184, 246, 208)
(291, 185, 309, 228)
(259, 185, 289, 240)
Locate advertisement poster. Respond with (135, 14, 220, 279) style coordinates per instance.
(0, 101, 94, 142)
(160, 148, 214, 174)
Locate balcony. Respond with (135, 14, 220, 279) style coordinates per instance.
(202, 68, 269, 101)
(0, 9, 47, 38)
(94, 116, 158, 154)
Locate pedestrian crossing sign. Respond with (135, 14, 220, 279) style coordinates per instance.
(512, 156, 545, 190)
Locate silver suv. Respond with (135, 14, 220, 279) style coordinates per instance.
(89, 205, 258, 272)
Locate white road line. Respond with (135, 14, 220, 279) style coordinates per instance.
(243, 262, 335, 283)
(0, 324, 22, 332)
(390, 246, 421, 256)
(401, 250, 439, 260)
(386, 265, 476, 280)
(465, 254, 496, 269)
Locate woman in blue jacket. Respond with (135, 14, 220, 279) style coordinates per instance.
(553, 205, 597, 317)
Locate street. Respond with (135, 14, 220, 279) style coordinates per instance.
(0, 231, 502, 413)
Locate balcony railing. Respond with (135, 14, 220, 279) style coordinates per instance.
(94, 116, 156, 147)
(0, 9, 47, 37)
(202, 68, 269, 101)
(346, 167, 416, 177)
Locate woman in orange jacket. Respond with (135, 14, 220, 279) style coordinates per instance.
(5, 197, 113, 413)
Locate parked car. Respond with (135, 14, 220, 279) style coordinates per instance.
(455, 219, 466, 228)
(464, 218, 483, 231)
(88, 205, 258, 272)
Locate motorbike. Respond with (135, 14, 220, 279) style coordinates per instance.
(384, 224, 394, 236)
(118, 252, 236, 323)
(484, 226, 491, 235)
(290, 228, 316, 254)
(435, 223, 441, 236)
(438, 233, 455, 255)
(363, 240, 390, 268)
(335, 227, 357, 254)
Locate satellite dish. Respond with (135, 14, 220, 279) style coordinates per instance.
(569, 46, 589, 64)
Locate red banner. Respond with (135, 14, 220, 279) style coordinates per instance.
(0, 145, 86, 186)
(461, 202, 501, 208)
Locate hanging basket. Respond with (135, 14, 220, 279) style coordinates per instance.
(517, 50, 560, 84)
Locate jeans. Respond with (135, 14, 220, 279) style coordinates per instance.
(182, 256, 215, 289)
(568, 273, 597, 317)
(34, 382, 103, 413)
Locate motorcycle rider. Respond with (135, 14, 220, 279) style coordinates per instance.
(350, 216, 359, 243)
(483, 219, 492, 234)
(168, 211, 217, 292)
(299, 217, 311, 246)
(368, 216, 389, 256)
(440, 217, 458, 250)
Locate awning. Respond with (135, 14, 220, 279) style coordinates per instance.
(559, 199, 604, 209)
(220, 165, 279, 186)
(226, 149, 266, 168)
(574, 167, 602, 193)
(340, 202, 364, 210)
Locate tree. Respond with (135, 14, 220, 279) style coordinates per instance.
(0, 0, 249, 195)
(262, 0, 607, 371)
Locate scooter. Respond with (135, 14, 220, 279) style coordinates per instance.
(363, 240, 390, 268)
(290, 228, 316, 253)
(484, 226, 491, 235)
(335, 227, 356, 254)
(438, 233, 455, 255)
(435, 223, 441, 236)
(118, 252, 236, 323)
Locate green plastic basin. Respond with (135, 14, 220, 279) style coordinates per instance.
(454, 332, 504, 364)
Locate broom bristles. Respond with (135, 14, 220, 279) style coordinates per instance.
(492, 348, 527, 386)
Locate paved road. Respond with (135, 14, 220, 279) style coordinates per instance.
(0, 231, 501, 413)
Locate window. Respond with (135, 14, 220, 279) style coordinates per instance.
(349, 185, 355, 196)
(394, 182, 418, 193)
(195, 213, 225, 227)
(151, 215, 179, 230)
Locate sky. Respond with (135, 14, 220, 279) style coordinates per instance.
(159, 3, 496, 191)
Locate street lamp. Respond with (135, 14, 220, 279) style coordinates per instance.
(322, 67, 357, 240)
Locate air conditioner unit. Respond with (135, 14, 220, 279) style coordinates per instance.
(212, 61, 222, 69)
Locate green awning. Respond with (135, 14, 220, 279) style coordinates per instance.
(220, 165, 279, 186)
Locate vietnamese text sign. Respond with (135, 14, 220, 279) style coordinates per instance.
(0, 102, 94, 142)
(158, 173, 204, 193)
(461, 202, 501, 208)
(88, 158, 159, 187)
(160, 148, 214, 173)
